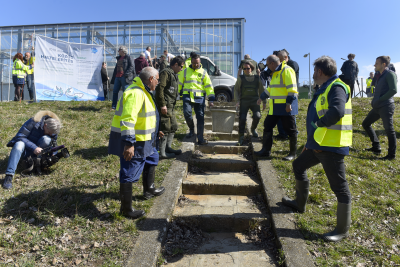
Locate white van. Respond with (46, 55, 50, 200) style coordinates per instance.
(200, 56, 236, 102)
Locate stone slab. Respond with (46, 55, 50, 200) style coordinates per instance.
(126, 142, 194, 267)
(245, 118, 315, 267)
(195, 141, 247, 154)
(204, 130, 239, 141)
(205, 116, 239, 123)
(183, 171, 260, 195)
(164, 232, 277, 267)
(205, 122, 239, 131)
(189, 154, 253, 172)
(173, 195, 267, 232)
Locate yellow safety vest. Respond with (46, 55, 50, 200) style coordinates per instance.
(266, 61, 298, 115)
(182, 57, 191, 70)
(366, 77, 374, 93)
(110, 77, 157, 141)
(314, 78, 352, 147)
(178, 65, 215, 103)
(24, 56, 35, 75)
(12, 59, 29, 79)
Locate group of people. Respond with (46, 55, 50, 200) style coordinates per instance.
(4, 44, 397, 245)
(235, 51, 397, 242)
(11, 51, 36, 102)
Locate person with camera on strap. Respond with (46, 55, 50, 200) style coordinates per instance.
(3, 111, 62, 189)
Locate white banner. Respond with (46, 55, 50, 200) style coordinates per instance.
(34, 35, 104, 101)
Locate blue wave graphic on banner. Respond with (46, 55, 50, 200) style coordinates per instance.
(36, 82, 105, 101)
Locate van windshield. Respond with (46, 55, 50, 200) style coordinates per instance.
(201, 58, 216, 75)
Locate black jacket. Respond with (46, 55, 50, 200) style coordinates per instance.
(111, 55, 136, 84)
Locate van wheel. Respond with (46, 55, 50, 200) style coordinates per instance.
(215, 90, 231, 102)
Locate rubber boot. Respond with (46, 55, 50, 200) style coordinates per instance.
(166, 133, 182, 155)
(251, 118, 260, 138)
(143, 165, 165, 200)
(119, 183, 145, 219)
(159, 134, 175, 159)
(185, 118, 195, 138)
(2, 175, 13, 190)
(323, 202, 351, 242)
(197, 120, 208, 145)
(282, 135, 297, 161)
(365, 142, 381, 155)
(237, 134, 244, 146)
(282, 180, 309, 213)
(254, 132, 272, 157)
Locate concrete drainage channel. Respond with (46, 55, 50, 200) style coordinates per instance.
(127, 103, 314, 267)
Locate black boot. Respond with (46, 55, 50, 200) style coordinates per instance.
(185, 118, 195, 138)
(159, 134, 175, 159)
(143, 165, 165, 200)
(282, 180, 309, 213)
(365, 142, 381, 155)
(166, 133, 182, 155)
(2, 175, 13, 190)
(323, 202, 351, 242)
(120, 183, 145, 219)
(282, 135, 297, 161)
(254, 132, 272, 157)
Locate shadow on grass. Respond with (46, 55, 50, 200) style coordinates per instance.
(1, 185, 122, 224)
(68, 106, 103, 112)
(74, 146, 109, 159)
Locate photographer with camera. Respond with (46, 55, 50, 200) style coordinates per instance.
(3, 111, 62, 189)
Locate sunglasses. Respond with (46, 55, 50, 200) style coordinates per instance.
(243, 68, 251, 70)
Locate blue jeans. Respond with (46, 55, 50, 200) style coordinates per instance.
(26, 74, 35, 100)
(183, 100, 205, 142)
(6, 136, 52, 176)
(112, 77, 127, 109)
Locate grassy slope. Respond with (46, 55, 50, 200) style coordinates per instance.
(257, 97, 400, 266)
(0, 100, 187, 266)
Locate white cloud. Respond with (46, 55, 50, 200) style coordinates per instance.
(356, 62, 400, 97)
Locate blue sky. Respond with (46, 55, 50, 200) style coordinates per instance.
(1, 0, 399, 94)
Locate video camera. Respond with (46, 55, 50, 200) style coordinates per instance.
(22, 145, 70, 175)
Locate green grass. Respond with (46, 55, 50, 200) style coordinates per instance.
(0, 100, 187, 266)
(256, 97, 400, 266)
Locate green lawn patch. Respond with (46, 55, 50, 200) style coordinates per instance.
(0, 100, 187, 266)
(256, 97, 400, 266)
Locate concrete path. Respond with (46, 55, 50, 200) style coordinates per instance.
(165, 103, 278, 266)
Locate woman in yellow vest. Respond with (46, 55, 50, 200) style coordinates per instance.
(282, 56, 352, 242)
(12, 53, 31, 101)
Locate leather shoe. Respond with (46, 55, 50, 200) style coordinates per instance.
(365, 146, 381, 155)
(197, 139, 208, 145)
(378, 155, 395, 160)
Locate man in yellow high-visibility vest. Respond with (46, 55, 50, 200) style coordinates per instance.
(108, 67, 165, 220)
(255, 55, 298, 160)
(178, 53, 215, 145)
(282, 56, 352, 242)
(366, 72, 375, 97)
(24, 51, 35, 101)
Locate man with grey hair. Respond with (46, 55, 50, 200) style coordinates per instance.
(237, 54, 260, 76)
(3, 111, 62, 189)
(110, 46, 136, 110)
(282, 55, 353, 242)
(108, 67, 165, 219)
(135, 52, 149, 76)
(255, 55, 299, 161)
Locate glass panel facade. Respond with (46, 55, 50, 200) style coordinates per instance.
(0, 18, 244, 101)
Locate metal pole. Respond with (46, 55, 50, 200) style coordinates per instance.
(361, 78, 363, 98)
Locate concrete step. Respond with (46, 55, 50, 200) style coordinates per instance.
(205, 122, 239, 131)
(195, 141, 247, 154)
(189, 154, 253, 172)
(204, 129, 239, 141)
(205, 116, 239, 123)
(165, 232, 277, 267)
(173, 195, 267, 232)
(183, 171, 260, 195)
